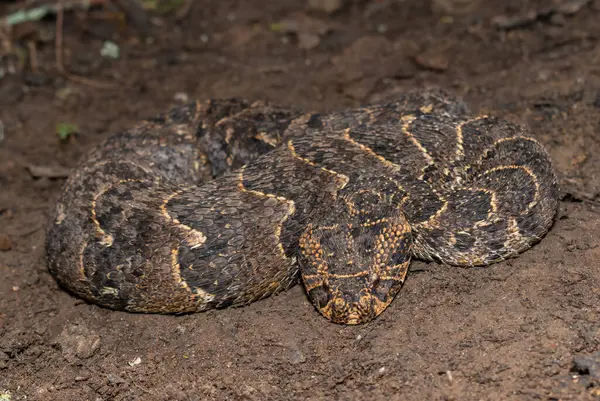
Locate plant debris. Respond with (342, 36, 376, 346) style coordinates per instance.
(26, 164, 71, 179)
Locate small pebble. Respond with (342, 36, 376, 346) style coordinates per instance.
(128, 356, 142, 366)
(0, 234, 12, 251)
(297, 33, 320, 50)
(174, 92, 189, 104)
(100, 41, 120, 60)
(289, 349, 306, 365)
(414, 51, 449, 72)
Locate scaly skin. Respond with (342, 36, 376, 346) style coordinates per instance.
(46, 90, 559, 324)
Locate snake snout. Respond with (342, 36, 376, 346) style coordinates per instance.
(324, 290, 382, 325)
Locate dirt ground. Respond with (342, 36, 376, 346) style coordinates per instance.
(1, 0, 600, 400)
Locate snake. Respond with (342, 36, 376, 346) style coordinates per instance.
(45, 89, 559, 325)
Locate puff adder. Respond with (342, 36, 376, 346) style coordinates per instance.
(45, 90, 559, 325)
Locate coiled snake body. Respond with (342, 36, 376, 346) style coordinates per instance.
(46, 90, 559, 324)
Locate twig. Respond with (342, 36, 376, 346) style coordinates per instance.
(55, 0, 64, 73)
(53, 0, 118, 89)
(64, 73, 118, 89)
(27, 40, 38, 72)
(175, 0, 194, 21)
(3, 0, 120, 89)
(0, 23, 12, 54)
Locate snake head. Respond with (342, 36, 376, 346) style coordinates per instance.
(298, 190, 412, 325)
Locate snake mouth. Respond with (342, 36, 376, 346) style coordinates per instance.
(335, 308, 374, 325)
(316, 290, 394, 325)
(304, 271, 404, 325)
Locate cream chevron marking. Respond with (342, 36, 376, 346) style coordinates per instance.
(479, 164, 541, 205)
(342, 125, 446, 228)
(455, 115, 488, 161)
(341, 128, 401, 170)
(400, 115, 435, 167)
(413, 200, 449, 229)
(237, 165, 297, 262)
(160, 190, 208, 249)
(90, 178, 146, 248)
(160, 190, 214, 300)
(480, 136, 545, 164)
(168, 240, 215, 302)
(287, 140, 349, 189)
(339, 129, 408, 204)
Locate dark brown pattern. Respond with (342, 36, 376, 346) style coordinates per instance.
(45, 90, 559, 325)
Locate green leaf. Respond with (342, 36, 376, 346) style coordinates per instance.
(56, 123, 78, 141)
(269, 22, 285, 32)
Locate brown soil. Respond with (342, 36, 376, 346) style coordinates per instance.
(1, 1, 600, 400)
